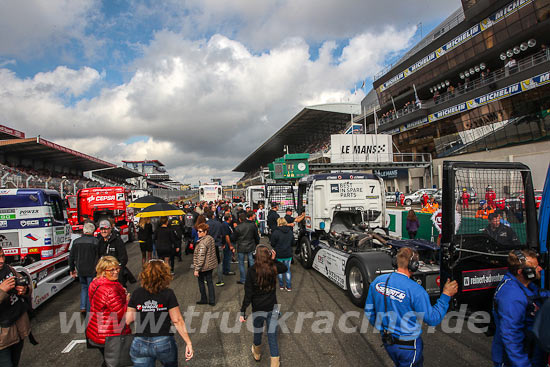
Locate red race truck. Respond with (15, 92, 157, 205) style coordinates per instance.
(74, 186, 135, 243)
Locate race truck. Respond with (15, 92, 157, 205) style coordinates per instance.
(74, 186, 135, 243)
(296, 173, 440, 307)
(439, 161, 546, 312)
(65, 194, 78, 227)
(265, 183, 298, 217)
(245, 185, 265, 210)
(0, 188, 73, 309)
(199, 184, 223, 202)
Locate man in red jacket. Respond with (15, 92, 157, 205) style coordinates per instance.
(485, 185, 496, 209)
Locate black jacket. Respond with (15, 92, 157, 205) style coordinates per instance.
(156, 226, 179, 253)
(98, 232, 128, 267)
(206, 218, 224, 246)
(137, 223, 153, 247)
(233, 220, 260, 253)
(241, 261, 287, 315)
(270, 226, 294, 259)
(267, 210, 280, 231)
(69, 234, 99, 277)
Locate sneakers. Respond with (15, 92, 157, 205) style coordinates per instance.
(224, 271, 236, 275)
(285, 287, 292, 292)
(237, 280, 244, 284)
(279, 287, 284, 290)
(216, 281, 225, 287)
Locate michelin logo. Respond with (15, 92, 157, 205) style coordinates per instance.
(375, 283, 406, 302)
(20, 220, 39, 227)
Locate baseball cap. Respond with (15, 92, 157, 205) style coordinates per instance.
(99, 220, 111, 229)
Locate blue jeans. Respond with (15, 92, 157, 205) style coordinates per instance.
(79, 276, 94, 311)
(383, 336, 423, 367)
(130, 335, 178, 367)
(238, 252, 254, 283)
(253, 311, 279, 357)
(0, 339, 24, 367)
(277, 259, 292, 289)
(223, 245, 232, 274)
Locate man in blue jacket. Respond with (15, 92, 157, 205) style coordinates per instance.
(365, 247, 458, 366)
(492, 249, 550, 366)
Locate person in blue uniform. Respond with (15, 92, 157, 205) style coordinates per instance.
(365, 247, 458, 367)
(492, 249, 550, 367)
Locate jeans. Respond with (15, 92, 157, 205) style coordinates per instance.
(130, 335, 178, 367)
(197, 270, 215, 304)
(216, 246, 223, 282)
(79, 276, 94, 311)
(253, 311, 279, 357)
(277, 259, 292, 289)
(0, 339, 24, 367)
(259, 221, 266, 235)
(222, 245, 232, 274)
(238, 252, 254, 283)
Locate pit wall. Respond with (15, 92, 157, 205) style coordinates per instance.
(386, 209, 439, 241)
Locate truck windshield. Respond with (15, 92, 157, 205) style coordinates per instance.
(0, 194, 41, 208)
(454, 167, 527, 246)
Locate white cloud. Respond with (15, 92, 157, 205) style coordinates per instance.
(0, 0, 98, 59)
(1, 25, 417, 184)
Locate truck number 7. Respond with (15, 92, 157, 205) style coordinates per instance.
(369, 186, 375, 193)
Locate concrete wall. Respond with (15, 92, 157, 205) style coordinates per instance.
(433, 141, 550, 189)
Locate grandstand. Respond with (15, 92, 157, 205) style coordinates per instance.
(0, 126, 144, 195)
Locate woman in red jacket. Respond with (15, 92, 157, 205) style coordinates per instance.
(86, 256, 131, 366)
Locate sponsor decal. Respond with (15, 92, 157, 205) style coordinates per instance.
(137, 300, 167, 312)
(41, 249, 54, 258)
(34, 293, 50, 307)
(44, 238, 52, 245)
(462, 267, 508, 292)
(375, 282, 407, 302)
(87, 195, 116, 203)
(20, 219, 40, 227)
(0, 220, 7, 228)
(25, 233, 39, 241)
(116, 193, 124, 201)
(330, 184, 339, 193)
(2, 248, 18, 255)
(18, 208, 40, 217)
(29, 248, 40, 254)
(20, 248, 28, 254)
(51, 286, 58, 294)
(0, 233, 19, 248)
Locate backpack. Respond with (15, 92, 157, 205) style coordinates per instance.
(184, 213, 195, 228)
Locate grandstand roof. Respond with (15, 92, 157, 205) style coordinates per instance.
(89, 166, 143, 182)
(122, 160, 165, 166)
(0, 125, 25, 140)
(233, 103, 361, 173)
(0, 137, 114, 171)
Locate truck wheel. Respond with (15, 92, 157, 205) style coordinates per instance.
(404, 199, 412, 206)
(299, 237, 313, 269)
(346, 258, 369, 307)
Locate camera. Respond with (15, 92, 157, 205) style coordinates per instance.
(381, 331, 395, 345)
(15, 276, 29, 287)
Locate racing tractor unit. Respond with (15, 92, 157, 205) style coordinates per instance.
(65, 194, 78, 227)
(265, 183, 298, 217)
(74, 186, 135, 243)
(199, 183, 223, 202)
(0, 189, 73, 309)
(245, 185, 265, 210)
(296, 173, 440, 307)
(439, 161, 547, 312)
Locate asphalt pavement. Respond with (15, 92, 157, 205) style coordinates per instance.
(19, 238, 492, 366)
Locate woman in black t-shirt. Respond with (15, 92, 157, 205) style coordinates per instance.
(126, 260, 193, 365)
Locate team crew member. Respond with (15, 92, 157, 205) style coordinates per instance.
(484, 212, 520, 248)
(365, 247, 458, 367)
(461, 188, 470, 209)
(267, 204, 280, 234)
(492, 249, 550, 366)
(486, 185, 497, 208)
(221, 214, 236, 276)
(475, 200, 494, 219)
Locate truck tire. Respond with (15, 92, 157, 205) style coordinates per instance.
(404, 198, 412, 206)
(299, 237, 313, 269)
(345, 258, 369, 307)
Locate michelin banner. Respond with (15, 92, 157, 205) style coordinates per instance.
(331, 134, 393, 163)
(389, 70, 550, 135)
(378, 0, 534, 92)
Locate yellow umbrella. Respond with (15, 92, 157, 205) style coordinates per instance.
(135, 203, 184, 218)
(129, 195, 166, 208)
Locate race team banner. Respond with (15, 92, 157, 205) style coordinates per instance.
(378, 0, 534, 93)
(385, 70, 550, 135)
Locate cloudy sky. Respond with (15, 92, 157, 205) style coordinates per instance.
(0, 0, 461, 185)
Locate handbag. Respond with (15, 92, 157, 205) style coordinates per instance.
(104, 334, 134, 367)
